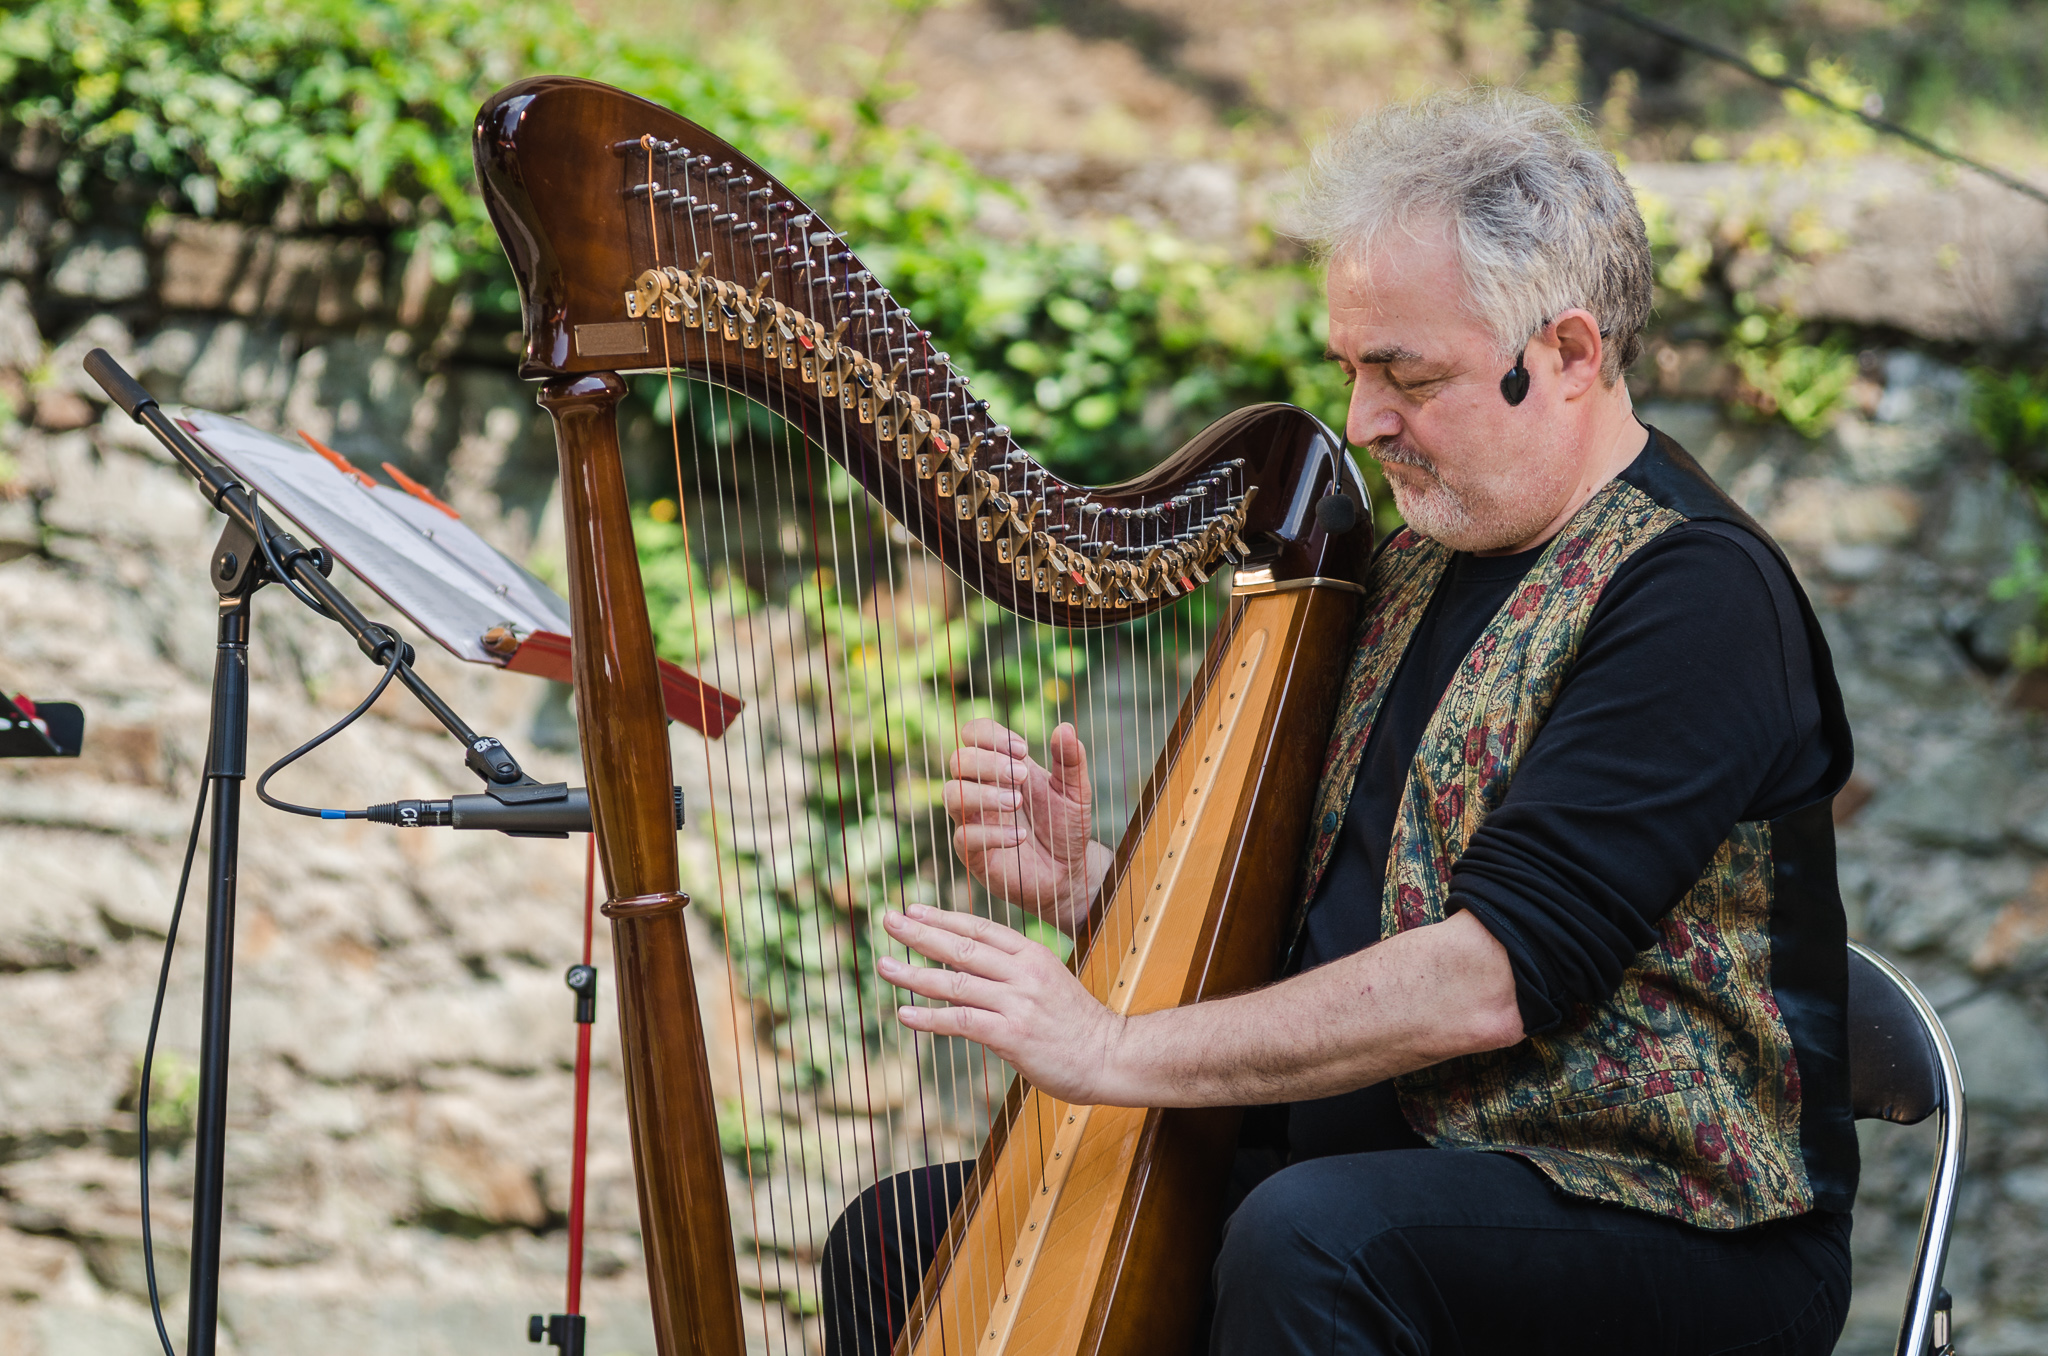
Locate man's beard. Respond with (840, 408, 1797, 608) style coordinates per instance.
(1369, 436, 1557, 553)
(1370, 438, 1480, 547)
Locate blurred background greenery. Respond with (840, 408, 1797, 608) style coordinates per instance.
(11, 0, 2048, 1130)
(6, 0, 2044, 502)
(6, 5, 2048, 1350)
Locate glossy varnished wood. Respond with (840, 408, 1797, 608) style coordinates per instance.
(473, 77, 1365, 625)
(901, 579, 1365, 1356)
(541, 372, 745, 1356)
(479, 74, 1379, 1356)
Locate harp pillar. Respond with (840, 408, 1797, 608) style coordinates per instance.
(540, 371, 746, 1356)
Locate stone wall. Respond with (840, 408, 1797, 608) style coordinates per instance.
(1, 157, 2047, 1356)
(0, 172, 740, 1355)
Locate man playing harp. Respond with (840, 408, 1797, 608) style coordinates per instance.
(831, 89, 1856, 1355)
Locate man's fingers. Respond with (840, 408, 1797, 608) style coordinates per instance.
(947, 746, 1034, 787)
(941, 779, 1025, 824)
(877, 955, 1007, 1011)
(1046, 722, 1091, 802)
(956, 718, 1029, 758)
(895, 1002, 989, 1042)
(954, 822, 1029, 851)
(884, 906, 1028, 961)
(953, 826, 1031, 877)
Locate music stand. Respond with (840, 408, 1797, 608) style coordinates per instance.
(180, 411, 742, 735)
(79, 352, 738, 1356)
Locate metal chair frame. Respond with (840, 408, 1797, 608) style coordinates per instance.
(1847, 940, 1967, 1356)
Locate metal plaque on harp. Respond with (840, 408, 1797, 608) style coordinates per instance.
(475, 76, 1867, 1356)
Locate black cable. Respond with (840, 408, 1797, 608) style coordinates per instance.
(253, 644, 400, 819)
(139, 756, 211, 1356)
(245, 486, 333, 617)
(1569, 0, 2048, 210)
(137, 651, 394, 1353)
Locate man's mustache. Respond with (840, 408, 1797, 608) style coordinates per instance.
(1368, 438, 1441, 479)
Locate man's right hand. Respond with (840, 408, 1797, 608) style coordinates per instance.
(941, 719, 1111, 934)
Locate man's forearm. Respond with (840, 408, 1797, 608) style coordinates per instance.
(1090, 910, 1525, 1107)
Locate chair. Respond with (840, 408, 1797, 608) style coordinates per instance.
(1847, 941, 1967, 1356)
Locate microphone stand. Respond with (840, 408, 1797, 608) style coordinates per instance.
(83, 350, 542, 1356)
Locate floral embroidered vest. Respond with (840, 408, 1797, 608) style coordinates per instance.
(1294, 434, 1857, 1231)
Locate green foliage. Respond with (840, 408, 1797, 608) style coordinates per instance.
(0, 0, 813, 296)
(132, 1049, 199, 1141)
(863, 212, 1348, 482)
(1977, 369, 2048, 671)
(717, 1097, 777, 1173)
(1592, 0, 2048, 150)
(1724, 310, 1859, 440)
(1, 0, 1351, 476)
(1991, 529, 2048, 672)
(1973, 366, 2048, 469)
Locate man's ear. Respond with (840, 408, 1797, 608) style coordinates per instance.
(1548, 309, 1605, 400)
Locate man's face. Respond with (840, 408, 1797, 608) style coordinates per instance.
(1325, 227, 1583, 554)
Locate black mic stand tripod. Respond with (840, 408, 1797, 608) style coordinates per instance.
(83, 350, 551, 1356)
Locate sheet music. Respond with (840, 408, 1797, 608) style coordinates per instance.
(179, 409, 572, 665)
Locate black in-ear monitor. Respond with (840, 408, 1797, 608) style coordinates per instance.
(1500, 349, 1530, 406)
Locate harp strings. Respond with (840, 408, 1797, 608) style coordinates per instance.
(630, 134, 1227, 1353)
(642, 137, 791, 1345)
(705, 160, 813, 1348)
(722, 144, 862, 1345)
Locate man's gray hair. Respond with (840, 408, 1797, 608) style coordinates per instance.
(1300, 87, 1653, 384)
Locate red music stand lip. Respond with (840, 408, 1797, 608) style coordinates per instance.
(501, 629, 744, 739)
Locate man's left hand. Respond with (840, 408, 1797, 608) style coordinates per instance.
(879, 905, 1123, 1105)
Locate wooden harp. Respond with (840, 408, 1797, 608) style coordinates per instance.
(473, 76, 1371, 1356)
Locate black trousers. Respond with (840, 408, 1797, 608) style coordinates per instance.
(820, 1149, 1851, 1355)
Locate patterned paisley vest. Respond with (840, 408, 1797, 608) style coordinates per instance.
(1294, 432, 1857, 1231)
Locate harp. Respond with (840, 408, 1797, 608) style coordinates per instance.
(473, 76, 1371, 1355)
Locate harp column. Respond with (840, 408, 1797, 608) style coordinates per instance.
(540, 371, 746, 1356)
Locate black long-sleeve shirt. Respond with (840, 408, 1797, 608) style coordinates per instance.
(1283, 445, 1840, 1161)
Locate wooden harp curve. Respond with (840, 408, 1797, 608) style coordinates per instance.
(474, 74, 1373, 1356)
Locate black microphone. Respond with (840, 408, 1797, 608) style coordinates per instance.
(362, 783, 684, 837)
